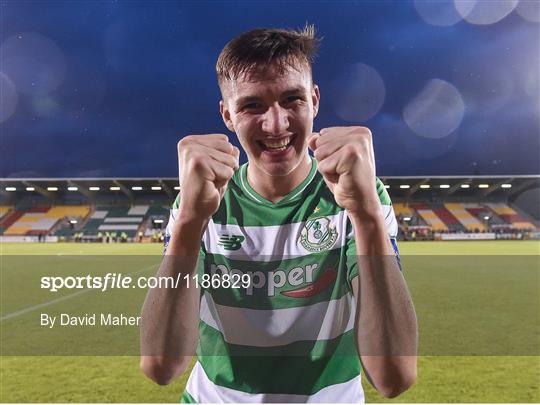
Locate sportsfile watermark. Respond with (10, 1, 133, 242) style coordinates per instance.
(0, 255, 538, 356)
(40, 262, 322, 296)
(40, 272, 252, 292)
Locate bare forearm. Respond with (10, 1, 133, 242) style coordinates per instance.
(349, 211, 418, 397)
(140, 216, 207, 384)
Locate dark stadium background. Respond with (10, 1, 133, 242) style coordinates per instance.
(1, 0, 539, 178)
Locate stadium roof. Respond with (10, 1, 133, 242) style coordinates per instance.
(1, 176, 538, 201)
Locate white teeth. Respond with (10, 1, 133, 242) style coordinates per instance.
(268, 145, 286, 151)
(262, 137, 291, 149)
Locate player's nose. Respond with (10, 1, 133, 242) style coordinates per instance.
(261, 103, 289, 135)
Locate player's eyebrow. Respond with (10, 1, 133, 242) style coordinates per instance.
(280, 87, 307, 97)
(235, 87, 308, 107)
(235, 96, 261, 108)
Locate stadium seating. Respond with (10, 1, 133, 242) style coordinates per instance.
(486, 203, 535, 229)
(412, 203, 448, 231)
(1, 198, 534, 240)
(0, 206, 18, 234)
(145, 205, 169, 216)
(430, 203, 465, 232)
(393, 203, 414, 217)
(82, 205, 149, 237)
(3, 206, 90, 235)
(445, 203, 486, 231)
(0, 205, 12, 220)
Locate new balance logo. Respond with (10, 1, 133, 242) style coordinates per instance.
(218, 234, 245, 251)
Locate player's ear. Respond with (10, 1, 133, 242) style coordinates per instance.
(220, 100, 235, 132)
(312, 84, 320, 118)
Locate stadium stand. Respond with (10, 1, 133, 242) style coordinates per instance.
(486, 203, 536, 229)
(0, 177, 537, 241)
(3, 206, 90, 236)
(431, 203, 465, 232)
(411, 203, 449, 231)
(0, 207, 20, 234)
(0, 205, 11, 219)
(445, 203, 486, 231)
(145, 205, 169, 217)
(1, 209, 25, 233)
(393, 203, 414, 217)
(82, 205, 149, 237)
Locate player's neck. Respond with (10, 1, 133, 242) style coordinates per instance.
(247, 155, 312, 204)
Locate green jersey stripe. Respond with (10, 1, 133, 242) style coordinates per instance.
(169, 179, 395, 234)
(239, 165, 263, 203)
(169, 166, 389, 215)
(237, 157, 318, 206)
(186, 361, 364, 402)
(376, 177, 391, 206)
(180, 390, 197, 403)
(211, 168, 338, 227)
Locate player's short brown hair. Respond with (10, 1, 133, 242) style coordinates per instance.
(216, 25, 320, 92)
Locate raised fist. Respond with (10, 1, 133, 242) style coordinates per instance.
(177, 134, 239, 220)
(308, 127, 380, 216)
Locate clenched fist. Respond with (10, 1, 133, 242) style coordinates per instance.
(177, 134, 239, 220)
(308, 127, 380, 217)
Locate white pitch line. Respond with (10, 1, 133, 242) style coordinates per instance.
(0, 263, 159, 322)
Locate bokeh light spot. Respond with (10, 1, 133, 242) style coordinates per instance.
(516, 0, 540, 23)
(403, 79, 465, 139)
(31, 95, 60, 117)
(0, 32, 66, 95)
(454, 0, 518, 25)
(414, 0, 463, 26)
(332, 63, 385, 123)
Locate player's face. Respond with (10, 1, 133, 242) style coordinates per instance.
(220, 64, 320, 178)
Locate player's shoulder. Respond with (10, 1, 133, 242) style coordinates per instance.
(375, 177, 392, 206)
(171, 193, 180, 210)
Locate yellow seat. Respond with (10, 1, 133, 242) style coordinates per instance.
(4, 226, 32, 235)
(0, 206, 12, 219)
(417, 209, 448, 231)
(393, 203, 413, 217)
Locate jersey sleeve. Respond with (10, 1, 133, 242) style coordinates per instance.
(163, 194, 206, 259)
(345, 177, 400, 285)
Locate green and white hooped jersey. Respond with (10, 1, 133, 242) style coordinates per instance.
(165, 158, 398, 403)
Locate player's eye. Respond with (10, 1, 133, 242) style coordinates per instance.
(243, 103, 262, 110)
(285, 95, 302, 103)
(282, 95, 304, 107)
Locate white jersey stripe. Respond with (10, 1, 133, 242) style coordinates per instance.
(186, 361, 365, 403)
(204, 211, 349, 259)
(200, 291, 355, 347)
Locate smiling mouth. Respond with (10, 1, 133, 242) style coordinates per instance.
(257, 135, 296, 152)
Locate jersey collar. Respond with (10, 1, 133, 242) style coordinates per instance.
(239, 157, 318, 206)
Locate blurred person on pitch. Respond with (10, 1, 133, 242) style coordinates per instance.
(140, 26, 417, 403)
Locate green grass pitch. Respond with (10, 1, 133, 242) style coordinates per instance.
(1, 241, 539, 402)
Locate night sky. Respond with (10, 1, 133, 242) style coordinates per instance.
(1, 0, 539, 178)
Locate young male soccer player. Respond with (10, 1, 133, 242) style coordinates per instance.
(140, 26, 418, 403)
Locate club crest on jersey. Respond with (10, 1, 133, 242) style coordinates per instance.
(299, 216, 338, 252)
(218, 234, 245, 251)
